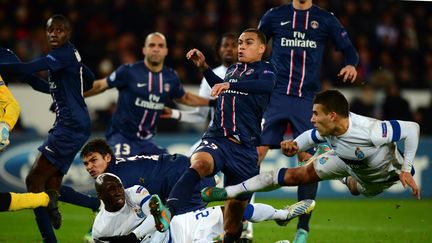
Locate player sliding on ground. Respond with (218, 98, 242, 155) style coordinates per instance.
(93, 173, 315, 243)
(201, 90, 421, 203)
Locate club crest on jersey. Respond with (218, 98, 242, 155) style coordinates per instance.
(310, 20, 319, 29)
(245, 69, 254, 75)
(133, 206, 145, 218)
(164, 83, 170, 92)
(319, 157, 328, 165)
(355, 147, 365, 159)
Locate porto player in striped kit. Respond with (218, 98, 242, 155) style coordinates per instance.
(150, 29, 276, 243)
(85, 32, 210, 157)
(257, 0, 359, 242)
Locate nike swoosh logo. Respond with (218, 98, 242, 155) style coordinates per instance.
(280, 21, 291, 26)
(45, 146, 55, 153)
(137, 83, 147, 88)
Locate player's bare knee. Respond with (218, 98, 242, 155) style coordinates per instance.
(191, 160, 212, 177)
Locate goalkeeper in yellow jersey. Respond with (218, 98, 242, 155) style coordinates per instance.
(0, 48, 60, 214)
(0, 74, 20, 151)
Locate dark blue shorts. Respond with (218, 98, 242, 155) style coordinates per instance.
(107, 133, 167, 157)
(261, 94, 314, 148)
(194, 137, 259, 200)
(38, 126, 90, 175)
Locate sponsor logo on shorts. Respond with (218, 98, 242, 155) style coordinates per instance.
(45, 146, 55, 153)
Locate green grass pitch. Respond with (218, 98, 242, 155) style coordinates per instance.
(0, 198, 430, 242)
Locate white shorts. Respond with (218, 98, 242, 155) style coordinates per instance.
(312, 149, 399, 197)
(170, 206, 224, 243)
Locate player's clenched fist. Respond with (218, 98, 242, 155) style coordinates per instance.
(280, 140, 298, 157)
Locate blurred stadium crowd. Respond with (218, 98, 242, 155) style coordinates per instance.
(1, 0, 432, 134)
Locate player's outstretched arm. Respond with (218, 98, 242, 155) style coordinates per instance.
(84, 78, 109, 97)
(176, 91, 211, 106)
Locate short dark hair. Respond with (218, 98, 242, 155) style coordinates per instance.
(215, 32, 237, 51)
(47, 14, 71, 30)
(313, 90, 349, 117)
(242, 28, 267, 44)
(80, 138, 113, 158)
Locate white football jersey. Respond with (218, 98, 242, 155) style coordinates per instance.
(297, 113, 418, 184)
(92, 185, 169, 243)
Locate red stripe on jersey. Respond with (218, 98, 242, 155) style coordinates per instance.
(232, 96, 236, 132)
(292, 11, 297, 29)
(150, 112, 157, 127)
(221, 96, 227, 136)
(304, 11, 309, 30)
(239, 63, 247, 76)
(159, 73, 163, 93)
(298, 50, 306, 97)
(230, 64, 238, 77)
(148, 71, 152, 92)
(286, 49, 294, 95)
(137, 110, 148, 139)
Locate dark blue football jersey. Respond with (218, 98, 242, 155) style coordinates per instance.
(259, 4, 355, 99)
(106, 61, 185, 140)
(204, 61, 276, 147)
(107, 153, 215, 212)
(45, 42, 91, 131)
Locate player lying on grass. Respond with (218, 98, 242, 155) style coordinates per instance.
(93, 173, 315, 243)
(201, 90, 421, 202)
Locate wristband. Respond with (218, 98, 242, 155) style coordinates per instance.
(171, 109, 181, 120)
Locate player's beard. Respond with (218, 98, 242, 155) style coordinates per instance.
(147, 55, 162, 66)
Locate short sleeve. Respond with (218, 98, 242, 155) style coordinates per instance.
(107, 65, 131, 89)
(370, 120, 401, 147)
(128, 185, 151, 206)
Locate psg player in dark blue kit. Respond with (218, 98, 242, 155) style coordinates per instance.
(0, 15, 93, 242)
(80, 138, 215, 214)
(149, 28, 276, 243)
(257, 0, 359, 242)
(85, 32, 210, 158)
